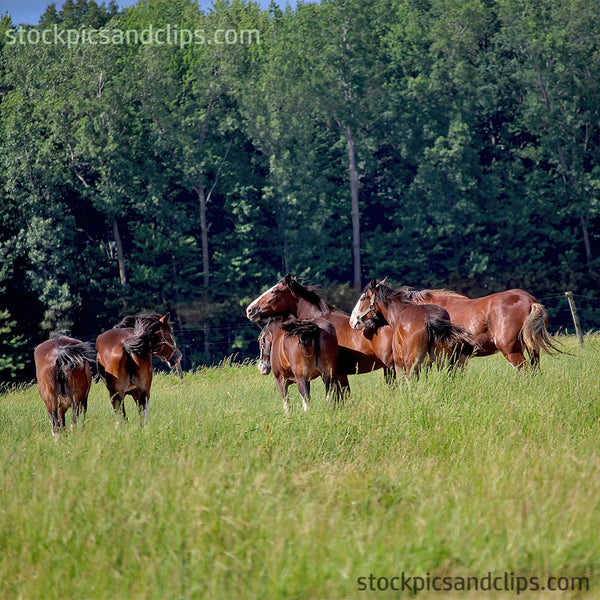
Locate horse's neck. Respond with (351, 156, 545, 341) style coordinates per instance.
(378, 301, 410, 328)
(295, 297, 326, 319)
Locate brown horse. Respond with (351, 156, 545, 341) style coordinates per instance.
(258, 317, 339, 413)
(350, 279, 478, 378)
(402, 287, 562, 369)
(96, 313, 182, 424)
(34, 335, 95, 435)
(246, 274, 394, 395)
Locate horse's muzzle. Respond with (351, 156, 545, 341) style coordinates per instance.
(167, 349, 183, 368)
(246, 304, 261, 321)
(258, 359, 271, 375)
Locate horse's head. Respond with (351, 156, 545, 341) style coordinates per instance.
(349, 278, 386, 330)
(257, 320, 274, 375)
(154, 313, 182, 368)
(246, 273, 298, 322)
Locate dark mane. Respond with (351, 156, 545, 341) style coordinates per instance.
(281, 319, 321, 346)
(114, 315, 138, 329)
(122, 313, 170, 357)
(367, 282, 412, 307)
(284, 277, 336, 313)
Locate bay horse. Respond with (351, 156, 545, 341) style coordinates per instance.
(258, 317, 339, 413)
(402, 287, 562, 369)
(246, 274, 394, 395)
(349, 279, 478, 378)
(95, 313, 182, 425)
(34, 335, 95, 435)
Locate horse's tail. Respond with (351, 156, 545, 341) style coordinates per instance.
(520, 303, 563, 358)
(426, 317, 479, 358)
(282, 320, 321, 361)
(55, 342, 96, 394)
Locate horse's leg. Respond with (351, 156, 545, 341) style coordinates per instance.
(297, 378, 311, 412)
(135, 389, 150, 427)
(498, 341, 528, 370)
(111, 392, 127, 424)
(337, 373, 351, 399)
(392, 336, 409, 382)
(57, 407, 67, 432)
(48, 405, 61, 435)
(78, 397, 88, 427)
(383, 366, 396, 385)
(72, 368, 91, 430)
(275, 376, 291, 414)
(105, 373, 128, 423)
(321, 367, 331, 401)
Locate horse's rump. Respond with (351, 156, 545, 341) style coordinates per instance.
(55, 341, 96, 373)
(281, 320, 322, 360)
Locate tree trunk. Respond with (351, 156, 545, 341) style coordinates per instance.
(197, 187, 210, 290)
(112, 216, 127, 286)
(535, 63, 592, 264)
(344, 124, 361, 295)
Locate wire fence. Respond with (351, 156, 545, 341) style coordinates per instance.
(168, 291, 599, 371)
(77, 291, 599, 373)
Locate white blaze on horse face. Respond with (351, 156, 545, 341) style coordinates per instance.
(349, 297, 365, 329)
(246, 283, 279, 320)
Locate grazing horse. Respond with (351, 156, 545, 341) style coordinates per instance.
(246, 274, 394, 395)
(349, 279, 478, 378)
(258, 317, 339, 413)
(95, 313, 182, 424)
(34, 335, 95, 435)
(402, 287, 562, 369)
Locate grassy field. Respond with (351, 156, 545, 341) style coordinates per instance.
(0, 336, 598, 599)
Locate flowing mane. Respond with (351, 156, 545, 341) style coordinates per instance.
(121, 313, 171, 357)
(370, 282, 413, 306)
(285, 277, 336, 313)
(401, 288, 469, 302)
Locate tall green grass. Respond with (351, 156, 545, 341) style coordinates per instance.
(0, 337, 598, 599)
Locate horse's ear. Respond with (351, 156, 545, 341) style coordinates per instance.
(380, 276, 388, 286)
(370, 278, 378, 290)
(159, 313, 171, 324)
(284, 273, 293, 287)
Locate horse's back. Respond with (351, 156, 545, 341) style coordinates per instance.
(34, 336, 92, 401)
(274, 319, 338, 381)
(95, 327, 133, 381)
(430, 288, 539, 355)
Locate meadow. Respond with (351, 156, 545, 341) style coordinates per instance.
(0, 336, 598, 599)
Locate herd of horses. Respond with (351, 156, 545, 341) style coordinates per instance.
(34, 273, 562, 433)
(34, 313, 181, 434)
(246, 274, 563, 413)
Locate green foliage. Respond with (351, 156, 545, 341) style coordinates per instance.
(0, 310, 28, 380)
(0, 0, 599, 379)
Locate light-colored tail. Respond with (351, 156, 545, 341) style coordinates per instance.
(520, 303, 563, 357)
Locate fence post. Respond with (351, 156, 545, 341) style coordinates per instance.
(565, 291, 584, 346)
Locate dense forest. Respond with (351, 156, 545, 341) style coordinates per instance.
(1, 0, 599, 381)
